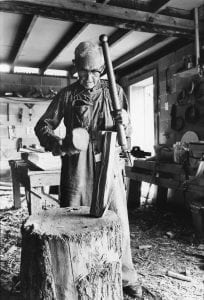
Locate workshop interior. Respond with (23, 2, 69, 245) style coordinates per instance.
(1, 0, 204, 299)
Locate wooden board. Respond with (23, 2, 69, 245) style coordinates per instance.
(126, 166, 204, 194)
(24, 152, 61, 170)
(90, 131, 117, 217)
(133, 160, 184, 174)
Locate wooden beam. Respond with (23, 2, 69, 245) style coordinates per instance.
(107, 1, 188, 70)
(108, 29, 131, 47)
(8, 15, 37, 70)
(149, 0, 170, 13)
(97, 0, 111, 4)
(109, 4, 197, 72)
(106, 0, 172, 48)
(160, 7, 193, 20)
(101, 2, 174, 70)
(39, 23, 88, 74)
(0, 0, 197, 38)
(199, 4, 204, 20)
(98, 0, 192, 20)
(113, 35, 167, 69)
(117, 38, 192, 77)
(103, 0, 168, 12)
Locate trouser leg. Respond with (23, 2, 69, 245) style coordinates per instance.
(109, 158, 138, 287)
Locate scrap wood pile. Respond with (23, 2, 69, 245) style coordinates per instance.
(126, 206, 204, 300)
(0, 207, 28, 294)
(0, 186, 204, 299)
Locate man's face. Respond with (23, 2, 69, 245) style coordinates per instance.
(76, 53, 103, 90)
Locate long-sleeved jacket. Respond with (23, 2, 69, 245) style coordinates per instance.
(35, 79, 130, 207)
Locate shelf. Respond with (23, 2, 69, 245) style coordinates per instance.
(0, 97, 52, 104)
(173, 65, 202, 78)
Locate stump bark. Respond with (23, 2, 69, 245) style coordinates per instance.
(20, 206, 122, 300)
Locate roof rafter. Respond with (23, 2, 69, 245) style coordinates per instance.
(117, 38, 192, 78)
(39, 23, 88, 74)
(101, 0, 192, 72)
(159, 7, 193, 20)
(107, 2, 194, 71)
(152, 0, 172, 14)
(108, 29, 131, 47)
(106, 2, 173, 48)
(113, 35, 168, 69)
(103, 0, 169, 12)
(0, 0, 198, 38)
(108, 2, 172, 71)
(99, 0, 193, 19)
(8, 15, 37, 70)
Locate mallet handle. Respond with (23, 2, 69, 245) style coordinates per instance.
(100, 34, 128, 152)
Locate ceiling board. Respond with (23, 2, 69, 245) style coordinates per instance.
(110, 31, 155, 61)
(17, 17, 74, 66)
(0, 12, 23, 61)
(116, 36, 177, 69)
(167, 0, 204, 10)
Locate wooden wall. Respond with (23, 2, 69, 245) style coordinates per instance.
(0, 73, 68, 178)
(120, 42, 204, 147)
(120, 42, 204, 206)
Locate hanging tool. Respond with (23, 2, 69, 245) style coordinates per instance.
(7, 103, 9, 121)
(18, 108, 23, 122)
(99, 34, 131, 162)
(24, 103, 35, 121)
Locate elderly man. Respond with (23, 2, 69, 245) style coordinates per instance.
(35, 41, 140, 298)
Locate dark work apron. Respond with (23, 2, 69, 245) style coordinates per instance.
(60, 86, 114, 207)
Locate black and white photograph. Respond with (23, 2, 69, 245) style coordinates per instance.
(0, 0, 204, 299)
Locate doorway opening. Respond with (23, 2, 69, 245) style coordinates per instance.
(129, 75, 157, 204)
(129, 76, 154, 154)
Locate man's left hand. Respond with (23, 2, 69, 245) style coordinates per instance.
(112, 109, 129, 128)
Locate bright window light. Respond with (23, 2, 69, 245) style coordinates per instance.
(0, 64, 10, 73)
(14, 66, 39, 74)
(44, 69, 68, 77)
(100, 73, 107, 80)
(72, 72, 78, 78)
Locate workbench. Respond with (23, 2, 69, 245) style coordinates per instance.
(126, 160, 203, 209)
(9, 159, 60, 214)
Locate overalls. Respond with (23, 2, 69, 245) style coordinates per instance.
(60, 81, 137, 286)
(35, 80, 137, 286)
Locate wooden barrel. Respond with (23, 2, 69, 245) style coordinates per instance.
(20, 206, 122, 300)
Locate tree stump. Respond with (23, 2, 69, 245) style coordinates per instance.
(20, 206, 122, 300)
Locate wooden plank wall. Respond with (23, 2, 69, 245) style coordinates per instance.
(120, 43, 204, 146)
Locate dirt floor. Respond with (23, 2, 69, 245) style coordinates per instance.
(0, 181, 204, 300)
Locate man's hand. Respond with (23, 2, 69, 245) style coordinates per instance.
(52, 139, 65, 156)
(52, 139, 80, 156)
(112, 109, 129, 128)
(63, 128, 89, 156)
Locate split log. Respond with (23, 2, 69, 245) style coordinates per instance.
(166, 270, 192, 282)
(90, 131, 117, 217)
(20, 206, 123, 300)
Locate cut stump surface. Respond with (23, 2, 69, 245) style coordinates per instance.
(21, 206, 122, 300)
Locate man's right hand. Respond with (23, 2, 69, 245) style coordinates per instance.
(52, 139, 65, 156)
(52, 128, 89, 156)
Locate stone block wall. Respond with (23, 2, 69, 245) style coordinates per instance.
(0, 73, 69, 178)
